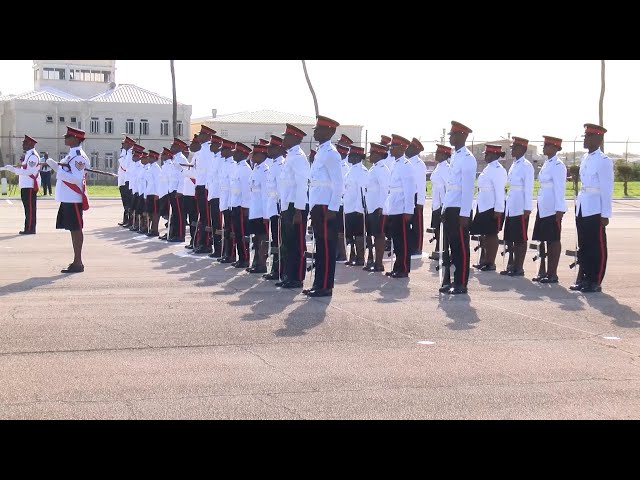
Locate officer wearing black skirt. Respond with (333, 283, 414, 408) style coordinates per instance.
(531, 136, 566, 283)
(470, 144, 507, 271)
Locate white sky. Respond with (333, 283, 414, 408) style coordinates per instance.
(1, 60, 638, 154)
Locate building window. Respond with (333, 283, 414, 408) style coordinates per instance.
(176, 121, 184, 137)
(46, 115, 53, 123)
(125, 119, 135, 135)
(105, 152, 114, 169)
(43, 67, 65, 80)
(90, 117, 100, 134)
(139, 119, 149, 136)
(70, 116, 77, 124)
(77, 121, 82, 130)
(220, 129, 228, 137)
(160, 120, 169, 136)
(104, 118, 113, 134)
(90, 152, 98, 168)
(59, 116, 65, 122)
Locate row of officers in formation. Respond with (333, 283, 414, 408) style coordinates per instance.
(2, 118, 613, 295)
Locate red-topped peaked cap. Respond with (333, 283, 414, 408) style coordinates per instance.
(172, 137, 188, 150)
(199, 125, 216, 136)
(483, 144, 503, 154)
(251, 144, 268, 154)
(258, 138, 269, 145)
(234, 142, 251, 154)
(269, 135, 283, 147)
(543, 136, 563, 148)
(220, 139, 235, 149)
(132, 143, 145, 153)
(380, 135, 392, 146)
(315, 115, 340, 129)
(64, 126, 86, 140)
(210, 134, 223, 145)
(583, 123, 607, 135)
(148, 150, 160, 160)
(411, 138, 424, 152)
(162, 147, 174, 158)
(390, 134, 411, 148)
(369, 142, 388, 155)
(282, 123, 307, 139)
(23, 134, 37, 145)
(123, 136, 136, 146)
(436, 144, 452, 155)
(448, 121, 472, 135)
(511, 136, 529, 148)
(337, 133, 354, 146)
(349, 145, 365, 156)
(336, 143, 349, 155)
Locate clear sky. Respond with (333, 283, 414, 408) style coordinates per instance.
(1, 60, 638, 155)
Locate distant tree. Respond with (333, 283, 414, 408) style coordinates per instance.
(616, 160, 633, 196)
(568, 165, 580, 197)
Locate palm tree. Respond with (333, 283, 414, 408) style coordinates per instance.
(599, 60, 605, 150)
(301, 60, 319, 116)
(171, 60, 178, 138)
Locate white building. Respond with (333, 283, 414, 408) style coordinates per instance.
(191, 109, 364, 156)
(0, 60, 192, 183)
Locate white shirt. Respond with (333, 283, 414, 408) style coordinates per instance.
(229, 159, 252, 208)
(263, 158, 280, 219)
(576, 148, 614, 218)
(268, 155, 286, 206)
(309, 140, 343, 211)
(195, 141, 213, 186)
(280, 145, 309, 210)
(170, 152, 187, 193)
(536, 155, 567, 218)
(409, 154, 427, 206)
(159, 159, 172, 196)
(249, 161, 267, 219)
(7, 148, 40, 189)
(117, 148, 127, 187)
(55, 146, 89, 203)
(343, 161, 369, 214)
(181, 158, 196, 197)
(129, 160, 141, 195)
(430, 160, 450, 210)
(364, 161, 390, 213)
(218, 156, 235, 211)
(144, 162, 162, 196)
(384, 155, 415, 215)
(475, 159, 507, 213)
(206, 150, 222, 201)
(505, 156, 535, 217)
(443, 146, 477, 217)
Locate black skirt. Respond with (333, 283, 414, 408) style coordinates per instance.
(56, 202, 84, 231)
(532, 211, 561, 241)
(470, 207, 503, 235)
(503, 214, 529, 242)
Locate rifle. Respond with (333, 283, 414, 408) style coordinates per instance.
(435, 207, 451, 288)
(37, 162, 118, 177)
(361, 186, 374, 268)
(565, 176, 581, 280)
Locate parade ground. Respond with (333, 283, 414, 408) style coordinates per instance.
(1, 197, 639, 420)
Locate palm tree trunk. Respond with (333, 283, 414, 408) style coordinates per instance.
(171, 60, 178, 137)
(599, 60, 605, 150)
(301, 60, 319, 116)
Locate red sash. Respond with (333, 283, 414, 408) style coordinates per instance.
(28, 174, 38, 189)
(63, 176, 90, 211)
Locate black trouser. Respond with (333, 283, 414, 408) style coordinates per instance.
(20, 187, 37, 232)
(389, 214, 411, 274)
(232, 206, 250, 262)
(443, 207, 471, 287)
(311, 204, 338, 289)
(282, 202, 308, 283)
(119, 184, 129, 210)
(169, 191, 184, 239)
(270, 214, 281, 275)
(182, 195, 197, 243)
(576, 209, 608, 285)
(194, 185, 211, 249)
(409, 202, 424, 254)
(222, 209, 235, 258)
(208, 197, 222, 254)
(431, 207, 442, 251)
(41, 171, 52, 195)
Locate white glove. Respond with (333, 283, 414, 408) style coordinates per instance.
(3, 165, 15, 173)
(46, 158, 59, 173)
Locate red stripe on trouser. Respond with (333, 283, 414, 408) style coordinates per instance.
(381, 215, 386, 232)
(176, 200, 184, 237)
(229, 213, 236, 255)
(459, 226, 467, 284)
(239, 207, 248, 259)
(323, 206, 329, 288)
(496, 213, 501, 231)
(194, 191, 201, 245)
(402, 216, 407, 272)
(520, 216, 526, 240)
(74, 203, 83, 229)
(298, 220, 304, 281)
(597, 223, 605, 284)
(28, 189, 33, 231)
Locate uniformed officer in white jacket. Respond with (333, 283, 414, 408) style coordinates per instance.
(531, 136, 567, 283)
(157, 147, 173, 240)
(342, 145, 369, 266)
(276, 124, 310, 289)
(193, 125, 216, 254)
(228, 142, 253, 268)
(406, 138, 427, 256)
(469, 144, 507, 272)
(570, 123, 613, 293)
(217, 139, 238, 263)
(429, 144, 451, 260)
(181, 138, 198, 249)
(247, 143, 269, 273)
(335, 134, 352, 263)
(167, 138, 188, 242)
(128, 145, 143, 231)
(206, 135, 224, 258)
(440, 121, 477, 295)
(46, 127, 90, 273)
(2, 135, 40, 234)
(263, 135, 286, 280)
(501, 136, 535, 277)
(383, 134, 415, 279)
(117, 136, 135, 227)
(363, 142, 391, 272)
(304, 116, 344, 297)
(143, 150, 163, 236)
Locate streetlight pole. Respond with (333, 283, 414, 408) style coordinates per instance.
(626, 138, 629, 163)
